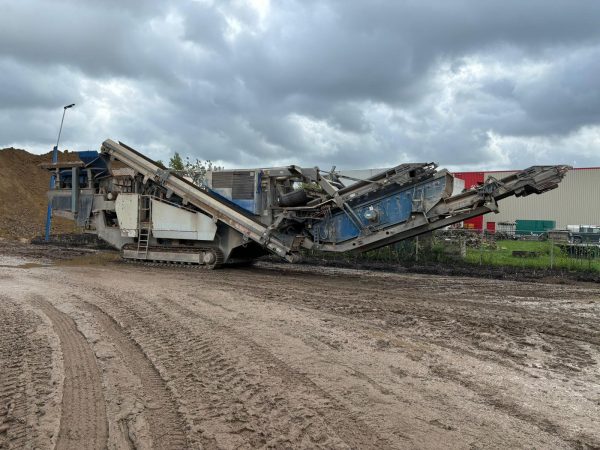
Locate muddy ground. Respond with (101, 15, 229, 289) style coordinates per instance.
(1, 241, 599, 449)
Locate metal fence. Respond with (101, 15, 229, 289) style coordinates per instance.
(302, 229, 600, 273)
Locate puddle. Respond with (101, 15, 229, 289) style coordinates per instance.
(0, 255, 51, 269)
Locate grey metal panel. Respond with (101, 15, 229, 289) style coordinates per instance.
(52, 195, 71, 210)
(211, 171, 233, 188)
(77, 195, 94, 227)
(211, 171, 255, 200)
(232, 172, 254, 199)
(52, 194, 93, 226)
(483, 168, 600, 229)
(71, 167, 80, 213)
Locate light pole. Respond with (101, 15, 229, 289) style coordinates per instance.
(45, 103, 76, 242)
(55, 103, 75, 152)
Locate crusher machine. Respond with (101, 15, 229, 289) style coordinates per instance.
(43, 139, 569, 268)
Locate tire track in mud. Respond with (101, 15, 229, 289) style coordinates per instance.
(87, 289, 248, 449)
(0, 370, 28, 450)
(169, 269, 600, 445)
(79, 301, 189, 450)
(0, 296, 56, 450)
(27, 267, 600, 448)
(87, 285, 389, 449)
(160, 294, 391, 449)
(208, 270, 600, 360)
(429, 364, 600, 449)
(267, 271, 598, 379)
(0, 303, 29, 450)
(34, 298, 108, 450)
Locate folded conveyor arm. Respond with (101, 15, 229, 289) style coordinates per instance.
(309, 164, 570, 253)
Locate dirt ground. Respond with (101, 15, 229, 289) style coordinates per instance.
(1, 241, 599, 449)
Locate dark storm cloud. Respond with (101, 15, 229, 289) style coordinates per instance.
(0, 58, 83, 109)
(515, 46, 600, 134)
(1, 0, 600, 170)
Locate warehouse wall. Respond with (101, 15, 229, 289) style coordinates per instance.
(453, 171, 484, 229)
(482, 168, 600, 230)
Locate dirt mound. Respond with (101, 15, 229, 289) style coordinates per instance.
(0, 147, 77, 240)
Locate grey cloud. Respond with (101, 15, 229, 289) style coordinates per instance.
(1, 0, 600, 171)
(0, 58, 83, 109)
(515, 47, 600, 134)
(0, 1, 178, 80)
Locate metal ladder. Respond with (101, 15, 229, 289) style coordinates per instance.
(136, 195, 152, 258)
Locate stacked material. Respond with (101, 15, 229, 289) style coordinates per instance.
(0, 147, 76, 239)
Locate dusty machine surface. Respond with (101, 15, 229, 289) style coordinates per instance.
(44, 139, 569, 268)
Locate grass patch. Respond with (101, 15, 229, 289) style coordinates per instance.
(465, 239, 600, 272)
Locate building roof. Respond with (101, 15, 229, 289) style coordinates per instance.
(455, 166, 600, 175)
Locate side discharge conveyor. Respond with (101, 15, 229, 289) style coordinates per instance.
(43, 139, 570, 268)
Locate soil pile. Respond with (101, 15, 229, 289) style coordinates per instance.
(0, 147, 77, 239)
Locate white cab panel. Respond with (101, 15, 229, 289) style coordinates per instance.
(115, 193, 139, 237)
(151, 199, 217, 241)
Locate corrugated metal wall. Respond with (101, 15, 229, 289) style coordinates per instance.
(482, 168, 600, 229)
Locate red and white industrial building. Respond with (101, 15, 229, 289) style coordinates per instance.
(453, 167, 600, 231)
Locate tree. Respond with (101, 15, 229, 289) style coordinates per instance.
(169, 152, 184, 171)
(183, 157, 223, 185)
(166, 152, 222, 185)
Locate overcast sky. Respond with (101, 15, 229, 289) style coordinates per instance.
(1, 0, 600, 171)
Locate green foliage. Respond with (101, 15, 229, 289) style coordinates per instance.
(166, 153, 223, 185)
(169, 152, 184, 171)
(305, 235, 600, 273)
(465, 239, 600, 272)
(183, 157, 223, 185)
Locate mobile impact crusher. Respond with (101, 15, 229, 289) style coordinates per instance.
(44, 139, 569, 268)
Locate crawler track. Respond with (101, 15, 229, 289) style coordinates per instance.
(122, 244, 225, 269)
